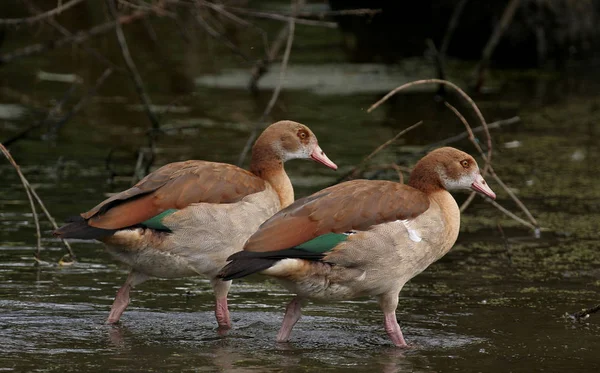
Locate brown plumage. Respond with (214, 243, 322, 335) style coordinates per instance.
(244, 180, 430, 252)
(81, 162, 266, 231)
(219, 146, 496, 347)
(53, 120, 337, 331)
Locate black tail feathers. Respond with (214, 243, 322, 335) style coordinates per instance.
(218, 248, 325, 281)
(53, 216, 116, 240)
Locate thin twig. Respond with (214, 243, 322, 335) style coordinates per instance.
(222, 4, 380, 19)
(0, 144, 76, 260)
(444, 101, 538, 230)
(360, 163, 406, 184)
(47, 68, 114, 136)
(426, 116, 520, 150)
(108, 0, 160, 131)
(443, 102, 488, 162)
(248, 0, 306, 92)
(338, 121, 423, 182)
(3, 82, 79, 147)
(0, 2, 166, 64)
(0, 0, 86, 25)
(0, 144, 42, 258)
(236, 0, 298, 166)
(496, 222, 512, 265)
(368, 79, 539, 233)
(440, 0, 469, 56)
(196, 0, 269, 57)
(217, 4, 336, 28)
(489, 167, 539, 226)
(367, 79, 493, 165)
(249, 24, 289, 93)
(194, 9, 251, 62)
(108, 0, 160, 182)
(472, 0, 522, 91)
(22, 0, 124, 71)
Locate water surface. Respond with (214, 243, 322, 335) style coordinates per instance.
(1, 2, 599, 372)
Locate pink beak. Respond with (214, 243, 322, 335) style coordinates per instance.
(310, 145, 338, 170)
(471, 173, 496, 199)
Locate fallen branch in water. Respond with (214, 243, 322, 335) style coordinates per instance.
(237, 0, 298, 166)
(337, 121, 423, 183)
(569, 304, 600, 321)
(0, 143, 77, 262)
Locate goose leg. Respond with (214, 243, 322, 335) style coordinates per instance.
(211, 278, 232, 333)
(276, 297, 302, 342)
(378, 292, 408, 348)
(107, 271, 148, 324)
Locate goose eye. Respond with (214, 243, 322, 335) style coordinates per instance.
(298, 131, 307, 139)
(460, 160, 469, 168)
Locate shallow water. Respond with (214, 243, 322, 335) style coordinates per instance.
(1, 1, 600, 372)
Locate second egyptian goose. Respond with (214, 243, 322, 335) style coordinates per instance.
(219, 146, 496, 346)
(53, 120, 337, 331)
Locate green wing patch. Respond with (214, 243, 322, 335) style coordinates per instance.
(140, 209, 178, 231)
(295, 233, 349, 253)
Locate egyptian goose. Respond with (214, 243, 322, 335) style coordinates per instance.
(53, 120, 337, 331)
(219, 146, 496, 346)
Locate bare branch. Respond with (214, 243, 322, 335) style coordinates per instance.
(237, 0, 298, 166)
(0, 0, 86, 26)
(0, 144, 76, 261)
(338, 121, 424, 182)
(0, 2, 166, 64)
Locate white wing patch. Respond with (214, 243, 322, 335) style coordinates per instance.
(400, 219, 422, 243)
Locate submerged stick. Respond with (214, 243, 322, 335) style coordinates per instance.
(237, 0, 298, 166)
(338, 121, 423, 182)
(571, 304, 600, 321)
